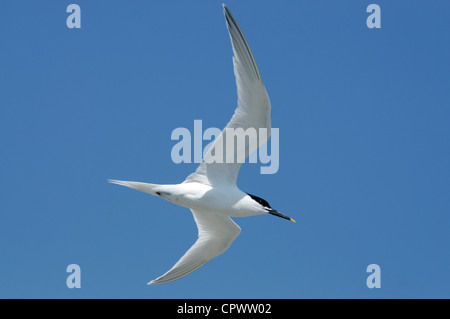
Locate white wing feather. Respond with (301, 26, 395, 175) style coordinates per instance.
(185, 5, 271, 186)
(148, 209, 241, 284)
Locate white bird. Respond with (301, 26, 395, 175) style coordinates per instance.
(109, 4, 295, 285)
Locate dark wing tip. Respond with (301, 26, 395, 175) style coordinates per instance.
(221, 4, 262, 82)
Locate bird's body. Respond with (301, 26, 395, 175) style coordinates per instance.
(109, 4, 294, 285)
(110, 180, 266, 218)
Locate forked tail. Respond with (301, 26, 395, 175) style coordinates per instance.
(108, 179, 161, 196)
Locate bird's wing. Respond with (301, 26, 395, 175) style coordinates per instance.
(148, 209, 241, 285)
(184, 4, 271, 186)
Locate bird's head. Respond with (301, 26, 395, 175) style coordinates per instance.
(246, 193, 295, 222)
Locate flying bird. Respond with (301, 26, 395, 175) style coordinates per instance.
(109, 4, 295, 285)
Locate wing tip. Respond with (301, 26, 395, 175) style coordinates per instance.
(222, 3, 233, 26)
(223, 3, 231, 18)
(148, 276, 166, 285)
(221, 4, 262, 82)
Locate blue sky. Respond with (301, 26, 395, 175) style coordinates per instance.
(1, 0, 449, 298)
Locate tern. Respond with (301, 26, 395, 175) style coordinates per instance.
(109, 4, 295, 285)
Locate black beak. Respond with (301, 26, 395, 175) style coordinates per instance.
(268, 209, 296, 222)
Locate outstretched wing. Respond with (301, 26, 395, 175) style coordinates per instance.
(185, 4, 271, 187)
(148, 209, 241, 285)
